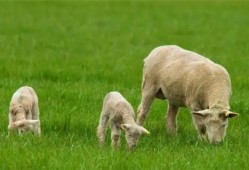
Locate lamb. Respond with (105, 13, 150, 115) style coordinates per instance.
(8, 86, 41, 136)
(136, 45, 238, 144)
(97, 91, 150, 149)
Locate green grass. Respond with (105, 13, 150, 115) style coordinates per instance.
(0, 0, 249, 169)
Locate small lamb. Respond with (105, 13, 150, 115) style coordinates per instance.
(8, 86, 41, 135)
(97, 92, 150, 150)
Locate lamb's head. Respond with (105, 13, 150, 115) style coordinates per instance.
(193, 109, 238, 144)
(9, 120, 39, 134)
(121, 124, 150, 150)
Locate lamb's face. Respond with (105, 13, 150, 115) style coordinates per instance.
(125, 127, 141, 149)
(18, 124, 33, 134)
(121, 124, 150, 150)
(193, 109, 238, 144)
(9, 120, 39, 134)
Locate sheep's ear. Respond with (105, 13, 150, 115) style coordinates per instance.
(121, 124, 132, 131)
(25, 120, 39, 125)
(11, 120, 39, 128)
(138, 126, 150, 135)
(225, 111, 239, 118)
(192, 109, 210, 117)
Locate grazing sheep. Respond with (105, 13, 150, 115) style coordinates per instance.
(8, 86, 41, 136)
(97, 92, 150, 150)
(136, 45, 238, 144)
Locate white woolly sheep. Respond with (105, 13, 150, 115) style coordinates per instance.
(136, 45, 238, 144)
(8, 86, 41, 136)
(97, 92, 150, 149)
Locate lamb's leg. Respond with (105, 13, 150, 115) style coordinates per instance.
(111, 124, 121, 148)
(8, 113, 15, 136)
(136, 84, 157, 126)
(166, 103, 179, 134)
(27, 110, 32, 120)
(97, 112, 109, 146)
(32, 104, 41, 136)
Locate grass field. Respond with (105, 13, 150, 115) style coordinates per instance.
(0, 0, 249, 169)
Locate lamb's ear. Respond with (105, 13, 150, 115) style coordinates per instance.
(192, 109, 210, 117)
(225, 111, 239, 118)
(121, 124, 132, 131)
(138, 126, 150, 135)
(25, 120, 40, 125)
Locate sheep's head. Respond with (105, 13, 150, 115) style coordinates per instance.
(193, 109, 238, 144)
(121, 124, 150, 150)
(9, 120, 39, 134)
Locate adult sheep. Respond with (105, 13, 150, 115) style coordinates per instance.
(136, 45, 238, 144)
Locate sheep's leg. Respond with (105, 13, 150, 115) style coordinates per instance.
(8, 113, 15, 136)
(136, 85, 156, 126)
(27, 110, 32, 120)
(32, 104, 41, 136)
(111, 124, 121, 148)
(97, 112, 109, 145)
(166, 103, 179, 134)
(24, 110, 37, 135)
